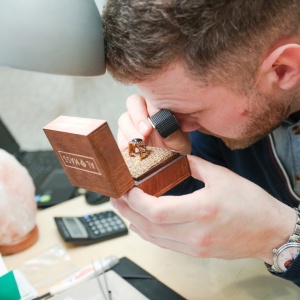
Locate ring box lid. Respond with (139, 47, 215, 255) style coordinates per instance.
(43, 116, 134, 198)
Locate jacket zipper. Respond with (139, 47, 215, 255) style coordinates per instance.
(268, 133, 300, 205)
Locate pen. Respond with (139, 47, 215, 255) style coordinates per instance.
(35, 255, 119, 299)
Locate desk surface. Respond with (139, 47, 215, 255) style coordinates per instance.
(3, 196, 300, 299)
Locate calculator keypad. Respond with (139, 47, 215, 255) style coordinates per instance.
(81, 211, 127, 238)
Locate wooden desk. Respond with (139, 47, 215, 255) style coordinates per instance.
(3, 196, 300, 299)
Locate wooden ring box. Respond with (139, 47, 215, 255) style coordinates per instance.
(43, 116, 191, 198)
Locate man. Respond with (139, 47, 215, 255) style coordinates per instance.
(102, 0, 300, 286)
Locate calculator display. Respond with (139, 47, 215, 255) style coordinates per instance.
(62, 217, 88, 238)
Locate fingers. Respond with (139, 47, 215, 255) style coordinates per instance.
(117, 94, 153, 148)
(112, 193, 194, 237)
(129, 224, 206, 257)
(126, 94, 153, 137)
(111, 195, 210, 257)
(163, 130, 191, 154)
(117, 93, 192, 153)
(187, 154, 226, 183)
(120, 187, 204, 224)
(115, 158, 227, 225)
(117, 126, 131, 150)
(117, 112, 145, 148)
(112, 157, 224, 225)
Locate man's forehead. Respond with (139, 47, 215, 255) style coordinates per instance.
(137, 63, 206, 96)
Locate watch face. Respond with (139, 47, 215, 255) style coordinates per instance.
(277, 244, 300, 272)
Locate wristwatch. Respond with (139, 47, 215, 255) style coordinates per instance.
(269, 208, 300, 273)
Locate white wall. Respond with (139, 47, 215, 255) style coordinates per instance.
(0, 0, 138, 150)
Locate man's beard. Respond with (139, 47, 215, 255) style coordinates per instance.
(200, 91, 292, 150)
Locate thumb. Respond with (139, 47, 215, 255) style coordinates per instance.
(164, 130, 191, 154)
(187, 154, 224, 183)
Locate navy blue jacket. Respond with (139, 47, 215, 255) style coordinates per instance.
(169, 130, 300, 287)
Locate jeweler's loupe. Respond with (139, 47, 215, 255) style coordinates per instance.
(148, 109, 180, 139)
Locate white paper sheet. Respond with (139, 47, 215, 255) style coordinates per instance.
(51, 270, 149, 300)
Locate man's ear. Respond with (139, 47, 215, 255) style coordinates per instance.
(258, 44, 300, 91)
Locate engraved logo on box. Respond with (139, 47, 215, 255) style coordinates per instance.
(58, 151, 101, 175)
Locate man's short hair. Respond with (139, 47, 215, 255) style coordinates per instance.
(102, 0, 300, 87)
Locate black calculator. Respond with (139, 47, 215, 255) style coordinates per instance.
(54, 210, 128, 245)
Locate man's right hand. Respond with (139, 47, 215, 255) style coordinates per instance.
(117, 94, 191, 154)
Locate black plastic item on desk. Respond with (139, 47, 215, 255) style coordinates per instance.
(85, 191, 109, 205)
(112, 257, 185, 300)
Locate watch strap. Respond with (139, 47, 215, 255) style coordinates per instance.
(289, 209, 300, 242)
(269, 208, 300, 273)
